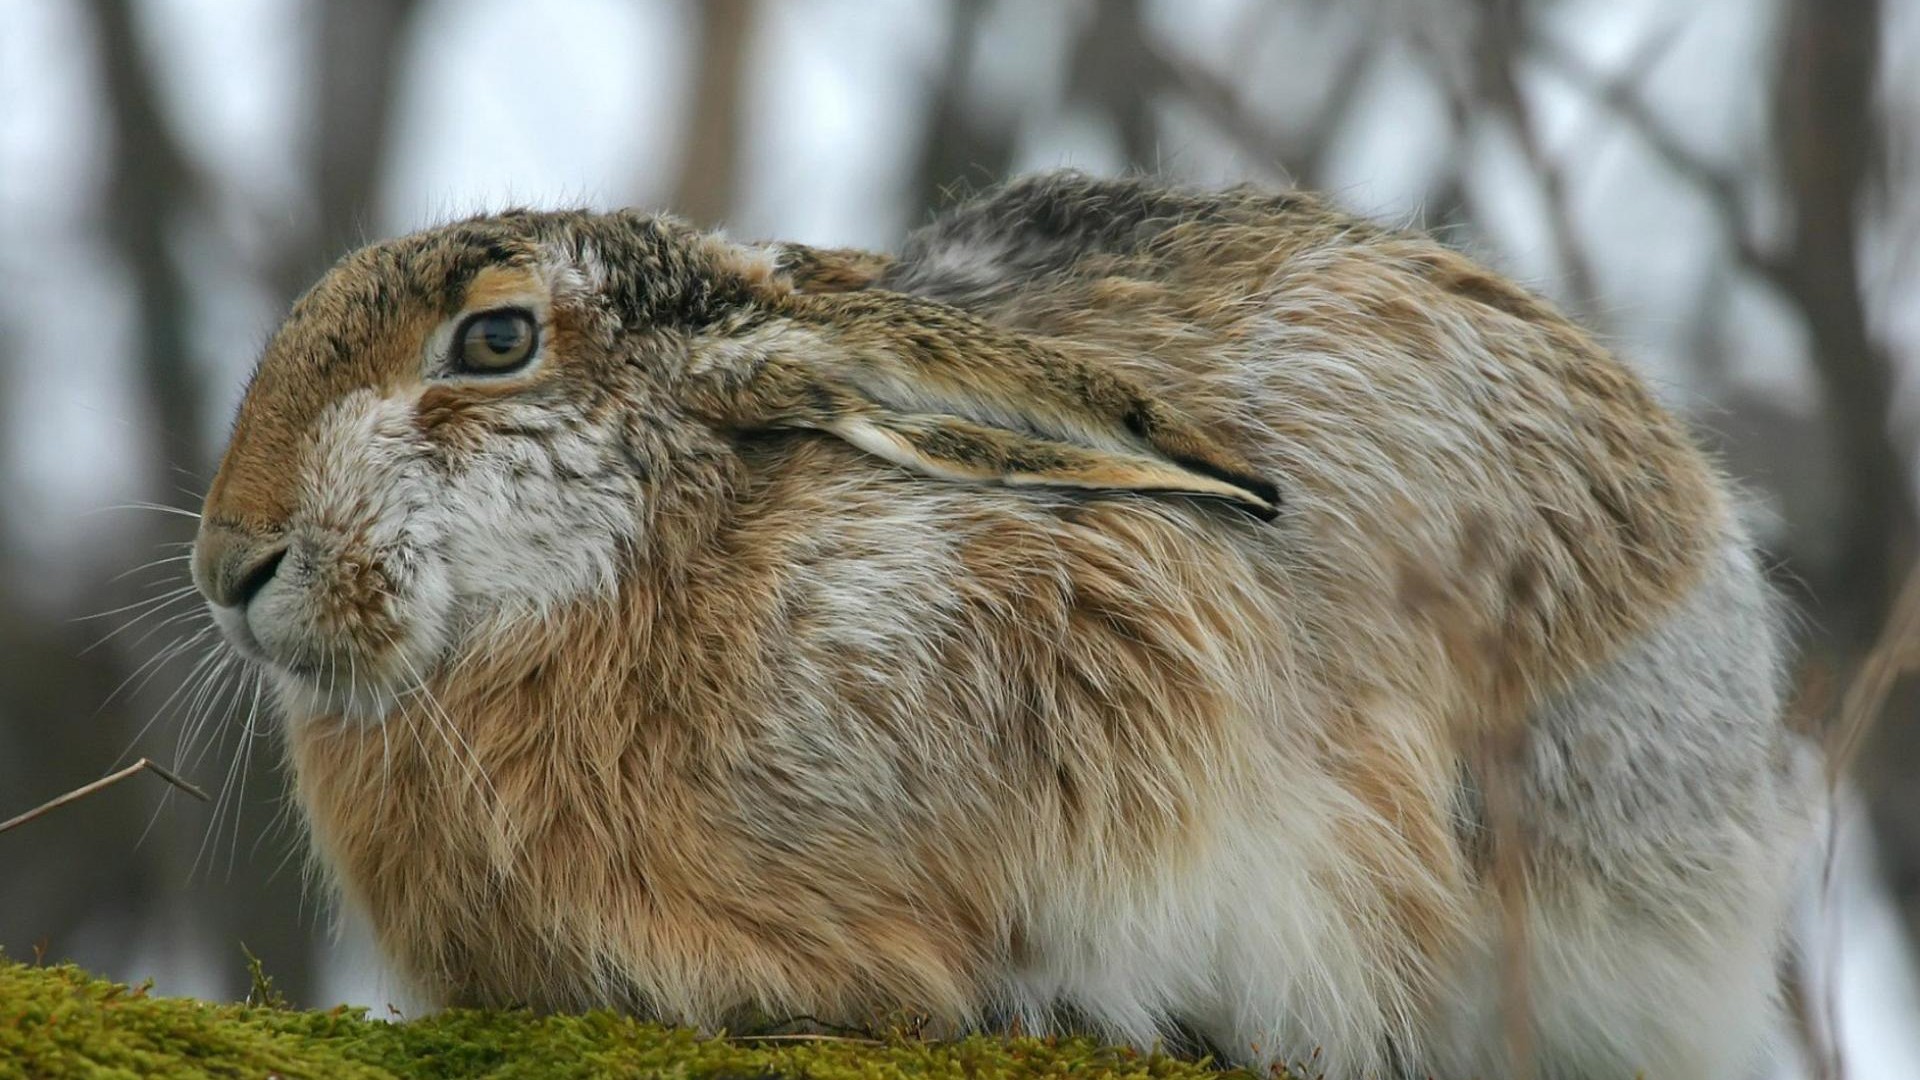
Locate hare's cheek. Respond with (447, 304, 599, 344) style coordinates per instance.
(254, 391, 456, 718)
(434, 416, 639, 618)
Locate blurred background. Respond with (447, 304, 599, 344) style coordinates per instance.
(1, 0, 1916, 1074)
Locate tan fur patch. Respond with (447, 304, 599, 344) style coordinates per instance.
(461, 264, 547, 313)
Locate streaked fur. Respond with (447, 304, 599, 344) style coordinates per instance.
(192, 174, 1815, 1077)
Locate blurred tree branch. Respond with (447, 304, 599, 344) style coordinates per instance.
(1468, 0, 1601, 317)
(1085, 6, 1374, 187)
(1531, 37, 1785, 287)
(1540, 0, 1913, 642)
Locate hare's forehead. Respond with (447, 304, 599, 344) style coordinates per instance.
(260, 253, 559, 394)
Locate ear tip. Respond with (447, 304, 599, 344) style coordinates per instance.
(1173, 455, 1282, 521)
(1240, 488, 1283, 523)
(1245, 478, 1283, 511)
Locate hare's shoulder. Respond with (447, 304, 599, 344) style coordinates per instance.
(881, 172, 1369, 307)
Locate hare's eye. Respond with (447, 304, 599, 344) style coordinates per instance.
(454, 309, 538, 374)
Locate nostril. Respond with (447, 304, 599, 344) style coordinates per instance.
(232, 547, 288, 609)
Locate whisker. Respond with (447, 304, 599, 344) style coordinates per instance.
(382, 632, 511, 846)
(247, 680, 301, 867)
(347, 643, 362, 726)
(195, 713, 249, 879)
(189, 659, 255, 881)
(86, 501, 204, 522)
(99, 626, 213, 735)
(82, 592, 207, 656)
(225, 677, 262, 881)
(106, 550, 196, 586)
(73, 583, 202, 624)
(134, 650, 240, 851)
(133, 636, 229, 765)
(180, 660, 243, 773)
(124, 604, 219, 654)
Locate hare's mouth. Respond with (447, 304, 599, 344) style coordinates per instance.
(200, 538, 455, 724)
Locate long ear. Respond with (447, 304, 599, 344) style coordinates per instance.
(684, 291, 1280, 521)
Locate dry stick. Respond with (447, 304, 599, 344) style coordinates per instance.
(1783, 946, 1839, 1080)
(1779, 664, 1844, 1080)
(0, 757, 210, 836)
(1824, 563, 1920, 784)
(1806, 563, 1920, 1080)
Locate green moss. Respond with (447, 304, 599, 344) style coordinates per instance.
(0, 957, 1283, 1080)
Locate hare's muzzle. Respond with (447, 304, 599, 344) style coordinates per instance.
(193, 525, 287, 611)
(191, 522, 288, 661)
(189, 489, 448, 723)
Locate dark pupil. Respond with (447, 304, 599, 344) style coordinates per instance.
(480, 315, 523, 354)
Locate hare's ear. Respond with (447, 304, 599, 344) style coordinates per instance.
(685, 294, 1280, 520)
(771, 244, 893, 294)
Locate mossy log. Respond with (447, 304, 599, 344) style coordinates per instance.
(0, 957, 1289, 1080)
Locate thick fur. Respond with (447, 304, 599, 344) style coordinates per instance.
(192, 173, 1815, 1078)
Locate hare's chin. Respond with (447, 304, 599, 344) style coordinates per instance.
(268, 669, 405, 725)
(207, 604, 430, 725)
(258, 646, 427, 725)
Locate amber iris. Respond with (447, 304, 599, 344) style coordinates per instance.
(455, 309, 538, 373)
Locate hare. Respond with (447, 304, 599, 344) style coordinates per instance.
(192, 173, 1815, 1078)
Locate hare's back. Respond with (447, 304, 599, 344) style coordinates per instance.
(887, 173, 1731, 712)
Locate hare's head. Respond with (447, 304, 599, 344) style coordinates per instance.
(193, 210, 1277, 722)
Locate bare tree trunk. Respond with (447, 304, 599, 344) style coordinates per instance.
(58, 0, 426, 1008)
(1069, 0, 1159, 170)
(907, 0, 1017, 218)
(89, 0, 207, 491)
(1775, 0, 1920, 958)
(280, 0, 423, 292)
(670, 0, 756, 228)
(1772, 0, 1914, 642)
(0, 0, 233, 1001)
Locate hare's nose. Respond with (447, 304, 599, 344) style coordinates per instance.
(193, 525, 289, 610)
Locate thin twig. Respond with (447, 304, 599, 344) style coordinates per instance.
(0, 757, 210, 836)
(1782, 921, 1841, 1080)
(1801, 561, 1920, 1080)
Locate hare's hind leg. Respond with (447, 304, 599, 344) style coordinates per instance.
(1425, 539, 1818, 1079)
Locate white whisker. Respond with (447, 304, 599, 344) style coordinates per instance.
(101, 627, 215, 746)
(83, 595, 208, 656)
(106, 550, 196, 586)
(87, 501, 204, 522)
(74, 583, 201, 624)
